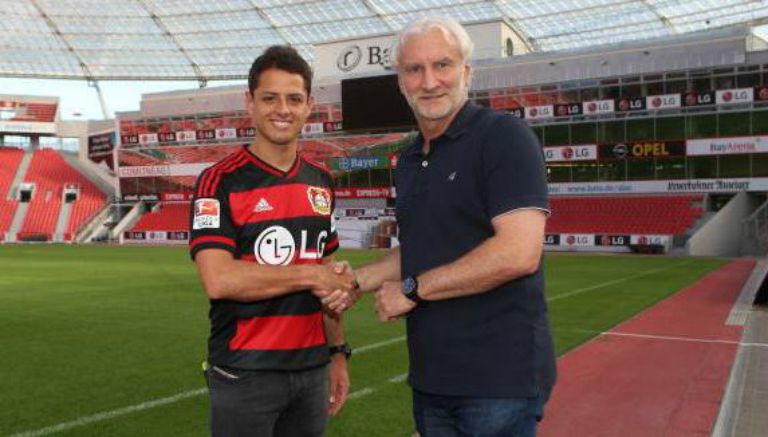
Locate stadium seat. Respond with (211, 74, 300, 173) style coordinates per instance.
(547, 195, 705, 235)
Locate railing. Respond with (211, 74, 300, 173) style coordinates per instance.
(73, 201, 114, 243)
(742, 199, 768, 256)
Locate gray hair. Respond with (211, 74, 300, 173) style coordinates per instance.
(391, 16, 474, 68)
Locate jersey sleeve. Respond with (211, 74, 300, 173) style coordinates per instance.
(323, 177, 340, 257)
(481, 115, 549, 219)
(189, 168, 238, 261)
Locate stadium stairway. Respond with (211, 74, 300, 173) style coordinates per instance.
(6, 202, 28, 242)
(0, 147, 24, 241)
(6, 149, 33, 200)
(54, 202, 73, 242)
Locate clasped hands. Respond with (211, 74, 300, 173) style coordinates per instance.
(312, 263, 415, 321)
(312, 261, 361, 316)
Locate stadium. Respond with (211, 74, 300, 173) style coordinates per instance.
(1, 0, 768, 436)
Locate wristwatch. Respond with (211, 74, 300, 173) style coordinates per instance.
(329, 343, 352, 360)
(402, 276, 424, 304)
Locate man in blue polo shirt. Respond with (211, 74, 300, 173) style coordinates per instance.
(353, 17, 556, 436)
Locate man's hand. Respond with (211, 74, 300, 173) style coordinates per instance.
(327, 354, 349, 415)
(317, 262, 362, 315)
(374, 281, 416, 322)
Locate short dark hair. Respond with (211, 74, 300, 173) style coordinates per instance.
(248, 45, 313, 96)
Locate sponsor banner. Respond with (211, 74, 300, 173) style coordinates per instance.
(595, 234, 631, 246)
(549, 178, 768, 195)
(716, 88, 753, 105)
(330, 156, 390, 171)
(215, 128, 237, 140)
(176, 130, 197, 141)
(237, 127, 255, 138)
(138, 133, 158, 145)
(646, 93, 681, 110)
(544, 144, 597, 162)
(524, 105, 554, 120)
(158, 132, 176, 143)
(0, 120, 56, 134)
(389, 153, 398, 169)
(682, 91, 715, 107)
(617, 97, 645, 112)
(145, 231, 168, 242)
(167, 231, 189, 241)
(323, 121, 343, 133)
(756, 86, 768, 101)
(686, 136, 768, 156)
(196, 129, 216, 140)
(561, 234, 595, 247)
(88, 132, 115, 158)
(121, 134, 139, 145)
(508, 108, 525, 119)
(160, 192, 194, 201)
(582, 99, 615, 115)
(544, 234, 560, 246)
(630, 235, 670, 246)
(118, 162, 213, 178)
(88, 131, 116, 171)
(124, 231, 145, 240)
(340, 208, 393, 217)
(599, 141, 685, 159)
(334, 187, 392, 199)
(302, 123, 324, 135)
(554, 103, 582, 117)
(122, 193, 160, 202)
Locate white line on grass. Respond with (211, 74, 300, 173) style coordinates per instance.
(547, 261, 692, 303)
(10, 389, 207, 437)
(341, 372, 409, 402)
(14, 263, 687, 436)
(348, 387, 376, 400)
(10, 336, 407, 437)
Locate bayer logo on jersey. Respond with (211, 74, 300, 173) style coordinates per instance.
(253, 226, 330, 265)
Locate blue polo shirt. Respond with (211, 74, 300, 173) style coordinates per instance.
(395, 101, 556, 398)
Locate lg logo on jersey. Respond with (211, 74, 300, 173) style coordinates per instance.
(254, 226, 328, 265)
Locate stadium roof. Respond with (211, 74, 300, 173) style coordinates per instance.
(1, 0, 768, 82)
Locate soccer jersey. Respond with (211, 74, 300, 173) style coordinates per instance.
(189, 145, 339, 371)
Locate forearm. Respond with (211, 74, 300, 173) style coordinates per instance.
(197, 255, 317, 301)
(418, 235, 542, 301)
(411, 210, 546, 301)
(355, 247, 401, 292)
(324, 313, 344, 345)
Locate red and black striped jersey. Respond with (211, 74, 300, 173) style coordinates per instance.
(189, 145, 339, 371)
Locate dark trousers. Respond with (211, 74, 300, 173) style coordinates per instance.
(412, 389, 547, 437)
(205, 364, 328, 437)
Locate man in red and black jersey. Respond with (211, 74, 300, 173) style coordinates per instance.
(190, 46, 358, 437)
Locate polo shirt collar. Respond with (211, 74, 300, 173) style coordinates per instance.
(406, 100, 481, 157)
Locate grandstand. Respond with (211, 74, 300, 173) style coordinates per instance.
(2, 1, 768, 435)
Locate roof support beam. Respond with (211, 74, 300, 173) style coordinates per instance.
(29, 0, 110, 118)
(640, 0, 678, 34)
(135, 0, 207, 87)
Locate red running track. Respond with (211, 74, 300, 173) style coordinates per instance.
(540, 259, 755, 437)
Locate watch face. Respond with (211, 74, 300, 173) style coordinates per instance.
(403, 277, 417, 295)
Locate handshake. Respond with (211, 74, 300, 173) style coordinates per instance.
(310, 262, 417, 321)
(310, 261, 361, 317)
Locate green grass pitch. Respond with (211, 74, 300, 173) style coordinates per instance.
(0, 245, 724, 436)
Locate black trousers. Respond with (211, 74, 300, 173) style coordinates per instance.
(205, 364, 328, 437)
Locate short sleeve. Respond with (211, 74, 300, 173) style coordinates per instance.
(481, 115, 549, 219)
(323, 177, 340, 257)
(189, 169, 238, 261)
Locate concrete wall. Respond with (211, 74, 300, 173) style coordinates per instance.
(688, 191, 761, 256)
